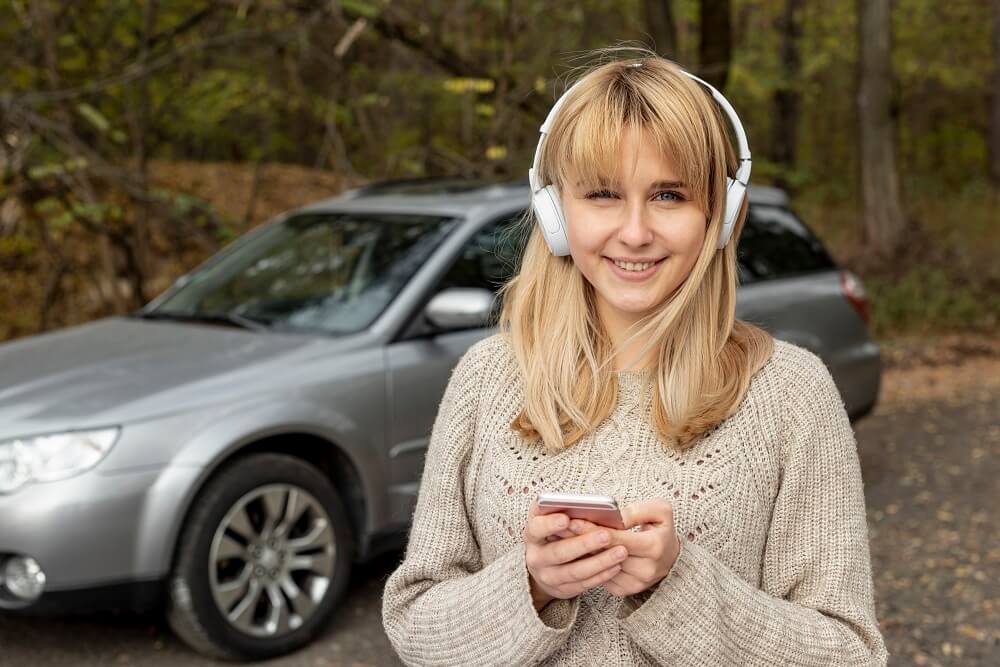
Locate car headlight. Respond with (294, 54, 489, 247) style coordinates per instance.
(0, 427, 120, 494)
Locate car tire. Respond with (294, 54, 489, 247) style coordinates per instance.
(166, 453, 353, 661)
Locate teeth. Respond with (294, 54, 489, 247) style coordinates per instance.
(613, 259, 656, 272)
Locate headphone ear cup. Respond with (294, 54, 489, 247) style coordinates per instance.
(532, 185, 571, 256)
(719, 177, 747, 249)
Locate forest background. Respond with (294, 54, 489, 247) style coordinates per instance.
(1, 0, 998, 343)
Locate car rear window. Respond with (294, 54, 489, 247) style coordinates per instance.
(737, 205, 836, 281)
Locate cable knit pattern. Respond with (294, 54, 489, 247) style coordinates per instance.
(381, 332, 888, 666)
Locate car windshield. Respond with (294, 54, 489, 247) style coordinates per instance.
(146, 211, 461, 335)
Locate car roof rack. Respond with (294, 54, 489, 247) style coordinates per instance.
(339, 176, 522, 199)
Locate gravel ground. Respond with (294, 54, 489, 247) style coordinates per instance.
(862, 333, 1000, 666)
(1, 333, 997, 666)
(0, 554, 401, 667)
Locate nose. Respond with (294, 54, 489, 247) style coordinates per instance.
(617, 201, 654, 247)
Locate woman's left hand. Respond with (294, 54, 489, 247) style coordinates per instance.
(568, 498, 681, 597)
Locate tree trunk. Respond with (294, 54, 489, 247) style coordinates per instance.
(699, 0, 731, 90)
(990, 0, 1000, 189)
(857, 0, 906, 259)
(123, 0, 159, 305)
(773, 0, 803, 192)
(643, 0, 678, 61)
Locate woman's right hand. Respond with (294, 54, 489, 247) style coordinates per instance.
(523, 502, 629, 611)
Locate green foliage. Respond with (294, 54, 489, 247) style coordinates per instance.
(76, 103, 111, 133)
(27, 158, 89, 180)
(0, 0, 996, 340)
(796, 179, 1000, 337)
(867, 269, 997, 336)
(340, 0, 380, 19)
(0, 236, 35, 257)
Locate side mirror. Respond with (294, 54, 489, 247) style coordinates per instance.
(425, 287, 496, 330)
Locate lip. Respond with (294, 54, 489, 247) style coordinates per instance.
(608, 257, 663, 263)
(605, 256, 666, 282)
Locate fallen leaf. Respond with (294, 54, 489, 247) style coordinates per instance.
(957, 624, 986, 641)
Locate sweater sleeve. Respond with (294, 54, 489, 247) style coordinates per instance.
(381, 340, 579, 667)
(616, 347, 888, 666)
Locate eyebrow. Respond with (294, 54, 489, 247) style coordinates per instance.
(575, 180, 689, 190)
(651, 180, 688, 189)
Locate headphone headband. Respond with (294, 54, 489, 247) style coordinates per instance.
(529, 64, 752, 194)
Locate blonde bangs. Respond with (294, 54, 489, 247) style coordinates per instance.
(540, 61, 718, 217)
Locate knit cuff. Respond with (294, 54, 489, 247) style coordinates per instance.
(506, 545, 581, 632)
(616, 537, 702, 654)
(538, 595, 579, 630)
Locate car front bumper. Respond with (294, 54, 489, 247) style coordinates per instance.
(0, 462, 203, 612)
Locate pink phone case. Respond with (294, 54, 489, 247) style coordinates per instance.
(536, 492, 626, 530)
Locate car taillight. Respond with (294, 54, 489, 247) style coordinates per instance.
(840, 270, 870, 323)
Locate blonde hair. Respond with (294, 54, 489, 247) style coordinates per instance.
(497, 48, 774, 453)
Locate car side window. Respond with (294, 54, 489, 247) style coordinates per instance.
(737, 205, 836, 281)
(436, 212, 528, 293)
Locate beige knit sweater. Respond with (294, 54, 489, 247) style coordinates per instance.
(382, 333, 888, 666)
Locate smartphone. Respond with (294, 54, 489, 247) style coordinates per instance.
(536, 492, 626, 530)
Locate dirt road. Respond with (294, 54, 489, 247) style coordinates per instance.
(862, 338, 1000, 666)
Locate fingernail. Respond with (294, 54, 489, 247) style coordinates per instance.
(614, 546, 627, 559)
(556, 516, 569, 529)
(569, 521, 583, 533)
(597, 531, 609, 544)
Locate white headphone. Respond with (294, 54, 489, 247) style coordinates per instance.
(527, 63, 752, 256)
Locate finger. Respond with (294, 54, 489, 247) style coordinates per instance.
(566, 520, 605, 555)
(551, 545, 628, 586)
(620, 499, 673, 530)
(525, 512, 570, 544)
(568, 562, 623, 595)
(567, 519, 603, 535)
(600, 526, 652, 555)
(608, 524, 677, 558)
(568, 520, 628, 557)
(540, 528, 615, 566)
(603, 579, 624, 597)
(618, 555, 659, 582)
(605, 568, 647, 597)
(546, 527, 582, 541)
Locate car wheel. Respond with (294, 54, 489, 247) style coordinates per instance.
(166, 453, 353, 660)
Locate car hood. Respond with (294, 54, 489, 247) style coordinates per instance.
(0, 317, 355, 438)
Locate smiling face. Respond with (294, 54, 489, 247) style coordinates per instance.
(561, 125, 708, 338)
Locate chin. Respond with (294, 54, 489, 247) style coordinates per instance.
(605, 296, 661, 315)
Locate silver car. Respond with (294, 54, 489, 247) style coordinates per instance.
(0, 180, 881, 660)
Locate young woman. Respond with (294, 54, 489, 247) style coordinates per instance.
(382, 52, 888, 666)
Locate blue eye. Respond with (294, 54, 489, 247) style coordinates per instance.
(584, 189, 686, 202)
(654, 190, 684, 202)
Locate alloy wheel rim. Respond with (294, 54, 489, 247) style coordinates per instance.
(209, 483, 336, 637)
